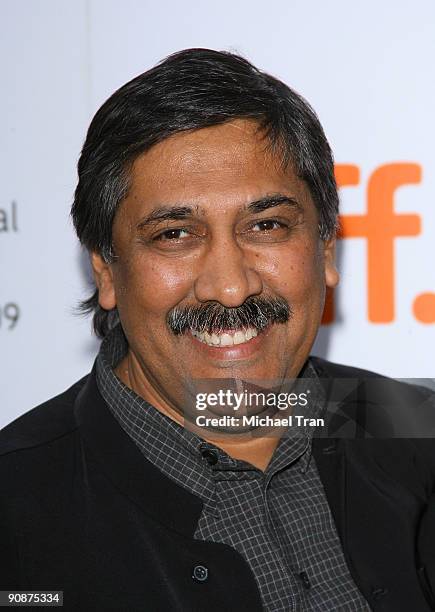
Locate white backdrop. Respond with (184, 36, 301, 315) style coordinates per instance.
(2, 0, 435, 428)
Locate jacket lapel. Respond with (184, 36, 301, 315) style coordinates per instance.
(313, 375, 434, 611)
(73, 365, 204, 538)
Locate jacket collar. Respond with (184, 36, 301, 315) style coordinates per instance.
(73, 364, 204, 538)
(72, 355, 362, 542)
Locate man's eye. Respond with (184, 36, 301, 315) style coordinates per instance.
(154, 228, 190, 241)
(251, 220, 285, 232)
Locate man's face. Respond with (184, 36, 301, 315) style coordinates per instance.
(93, 119, 338, 416)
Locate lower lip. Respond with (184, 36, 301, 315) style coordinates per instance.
(188, 327, 270, 361)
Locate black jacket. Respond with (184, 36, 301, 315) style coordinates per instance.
(1, 358, 435, 611)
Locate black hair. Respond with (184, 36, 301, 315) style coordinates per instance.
(71, 48, 339, 338)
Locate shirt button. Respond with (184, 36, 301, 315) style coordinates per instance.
(192, 564, 209, 582)
(298, 571, 311, 590)
(201, 448, 218, 465)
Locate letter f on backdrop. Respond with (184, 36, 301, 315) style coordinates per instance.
(337, 163, 421, 323)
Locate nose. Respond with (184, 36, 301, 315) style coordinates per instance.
(193, 235, 263, 307)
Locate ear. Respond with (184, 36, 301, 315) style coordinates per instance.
(323, 238, 340, 289)
(90, 252, 117, 310)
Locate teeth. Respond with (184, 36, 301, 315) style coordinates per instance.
(192, 327, 259, 347)
(220, 333, 233, 346)
(233, 331, 245, 345)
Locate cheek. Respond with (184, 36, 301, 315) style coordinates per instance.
(255, 244, 324, 303)
(112, 254, 195, 319)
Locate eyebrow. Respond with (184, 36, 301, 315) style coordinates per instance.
(246, 194, 300, 214)
(136, 206, 195, 229)
(135, 195, 300, 230)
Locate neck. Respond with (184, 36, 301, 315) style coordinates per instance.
(209, 435, 281, 471)
(114, 352, 282, 472)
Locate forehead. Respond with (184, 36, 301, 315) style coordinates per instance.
(121, 119, 314, 217)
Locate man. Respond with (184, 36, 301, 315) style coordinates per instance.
(1, 49, 435, 611)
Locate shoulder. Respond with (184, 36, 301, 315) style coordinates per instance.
(310, 355, 434, 400)
(0, 375, 89, 458)
(311, 356, 435, 473)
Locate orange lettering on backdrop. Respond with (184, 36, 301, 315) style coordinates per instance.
(413, 293, 435, 324)
(321, 165, 360, 325)
(340, 163, 421, 322)
(334, 164, 360, 190)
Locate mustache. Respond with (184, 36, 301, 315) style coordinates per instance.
(166, 295, 292, 336)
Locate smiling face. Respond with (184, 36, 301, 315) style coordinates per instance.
(91, 119, 339, 420)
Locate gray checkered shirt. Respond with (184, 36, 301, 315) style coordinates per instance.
(96, 324, 369, 611)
